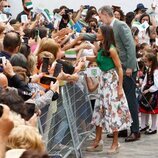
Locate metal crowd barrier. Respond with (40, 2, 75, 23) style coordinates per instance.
(38, 75, 93, 158)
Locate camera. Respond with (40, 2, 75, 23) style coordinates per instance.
(65, 9, 74, 14)
(40, 76, 56, 85)
(0, 56, 6, 65)
(84, 5, 90, 9)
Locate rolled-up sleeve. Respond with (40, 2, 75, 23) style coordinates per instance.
(35, 90, 54, 109)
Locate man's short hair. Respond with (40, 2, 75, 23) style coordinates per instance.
(3, 32, 21, 53)
(98, 5, 114, 17)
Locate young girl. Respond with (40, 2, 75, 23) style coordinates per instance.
(140, 53, 158, 134)
(85, 25, 131, 154)
(85, 61, 99, 110)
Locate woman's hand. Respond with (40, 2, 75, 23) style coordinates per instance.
(30, 73, 44, 83)
(26, 113, 38, 127)
(118, 87, 123, 99)
(143, 89, 149, 94)
(48, 61, 57, 75)
(50, 80, 59, 93)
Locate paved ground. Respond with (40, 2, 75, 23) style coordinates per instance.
(82, 132, 158, 158)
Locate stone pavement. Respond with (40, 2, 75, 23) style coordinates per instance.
(82, 132, 158, 158)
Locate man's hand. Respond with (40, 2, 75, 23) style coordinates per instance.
(3, 60, 15, 77)
(0, 104, 14, 158)
(0, 104, 14, 139)
(126, 68, 133, 77)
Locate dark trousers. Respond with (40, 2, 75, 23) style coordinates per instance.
(123, 72, 139, 133)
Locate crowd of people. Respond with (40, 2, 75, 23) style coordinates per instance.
(0, 0, 158, 157)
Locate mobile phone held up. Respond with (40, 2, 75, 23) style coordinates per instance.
(0, 56, 6, 65)
(23, 36, 29, 44)
(0, 105, 3, 117)
(40, 76, 56, 85)
(84, 5, 90, 9)
(35, 29, 39, 42)
(42, 57, 49, 73)
(53, 63, 62, 77)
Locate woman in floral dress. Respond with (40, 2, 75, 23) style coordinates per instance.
(86, 25, 132, 154)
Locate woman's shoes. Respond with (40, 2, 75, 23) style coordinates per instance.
(140, 126, 149, 132)
(144, 129, 157, 135)
(107, 143, 120, 155)
(118, 142, 121, 148)
(86, 140, 103, 152)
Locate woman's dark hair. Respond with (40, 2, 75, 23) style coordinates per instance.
(100, 25, 116, 56)
(53, 8, 60, 14)
(85, 10, 98, 23)
(145, 53, 158, 75)
(131, 27, 139, 37)
(20, 150, 50, 158)
(20, 43, 31, 59)
(113, 8, 125, 21)
(10, 19, 18, 25)
(59, 14, 70, 30)
(24, 28, 32, 39)
(140, 42, 149, 50)
(125, 12, 135, 28)
(59, 5, 68, 11)
(139, 13, 151, 36)
(88, 17, 98, 25)
(87, 6, 97, 14)
(30, 27, 48, 39)
(10, 53, 28, 70)
(0, 88, 35, 120)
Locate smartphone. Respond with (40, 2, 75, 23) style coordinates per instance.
(53, 63, 62, 77)
(42, 57, 49, 73)
(23, 36, 29, 44)
(0, 105, 3, 117)
(40, 76, 56, 85)
(0, 56, 6, 65)
(35, 29, 39, 42)
(86, 27, 92, 33)
(21, 14, 28, 23)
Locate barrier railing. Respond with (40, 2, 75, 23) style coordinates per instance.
(38, 74, 93, 158)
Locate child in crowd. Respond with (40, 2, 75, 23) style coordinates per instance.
(139, 53, 158, 134)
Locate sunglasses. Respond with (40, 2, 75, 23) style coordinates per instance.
(3, 5, 10, 7)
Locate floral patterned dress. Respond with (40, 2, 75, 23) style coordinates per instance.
(91, 48, 132, 133)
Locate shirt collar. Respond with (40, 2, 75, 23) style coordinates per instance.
(0, 51, 11, 59)
(110, 18, 116, 27)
